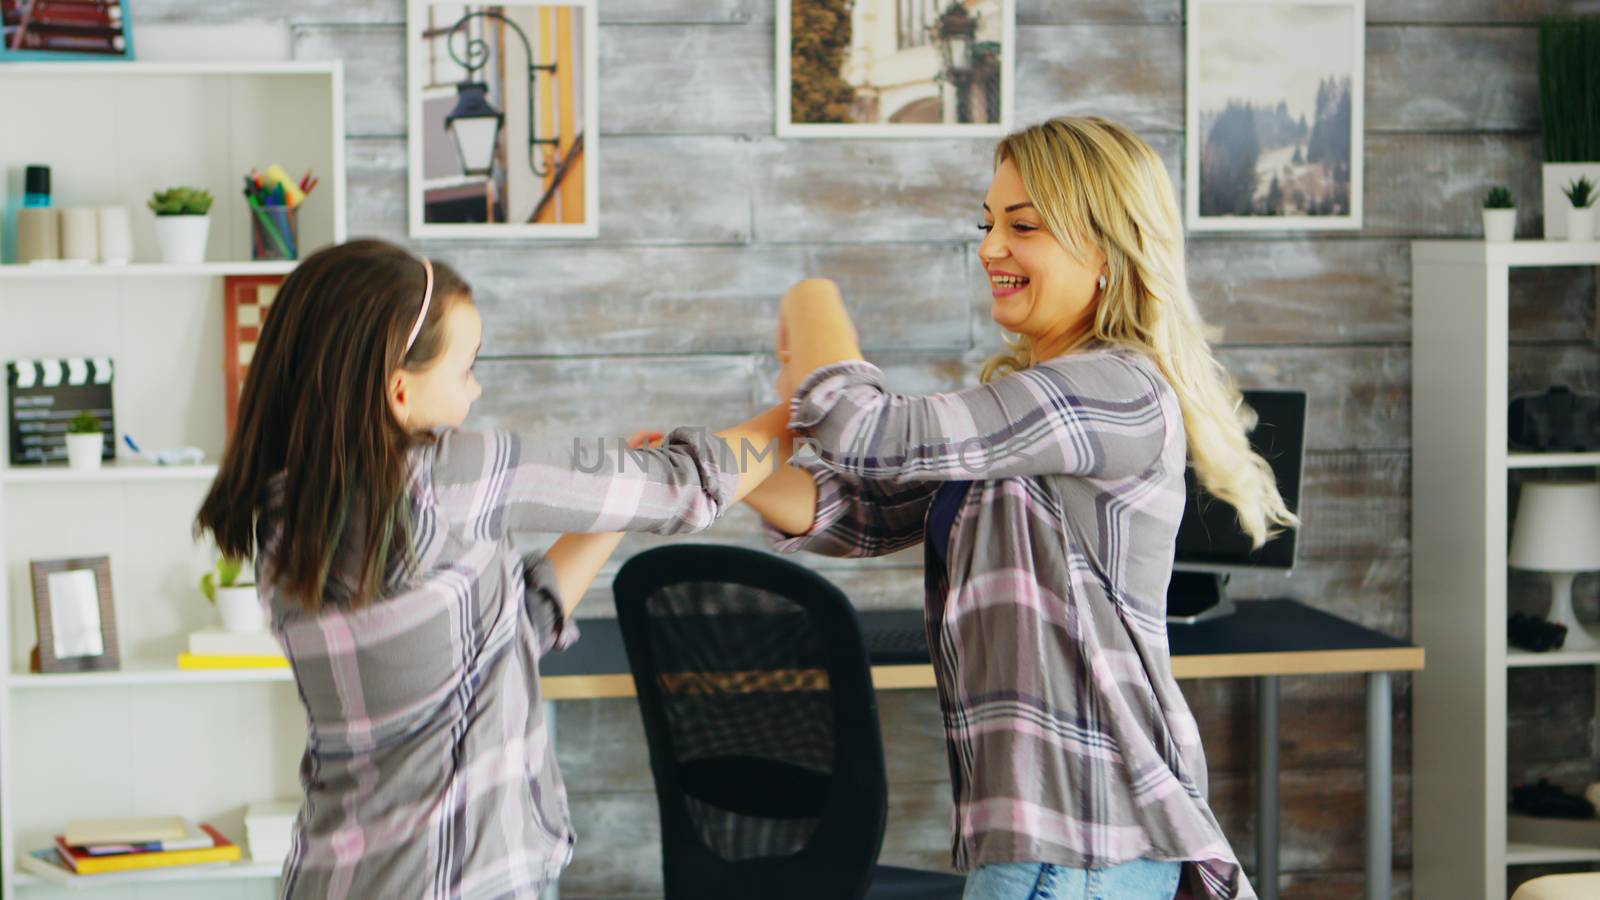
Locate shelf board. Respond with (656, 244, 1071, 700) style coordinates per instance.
(1507, 452, 1600, 470)
(13, 858, 283, 889)
(1412, 239, 1600, 268)
(1506, 646, 1600, 668)
(0, 61, 339, 77)
(0, 262, 295, 280)
(1506, 842, 1600, 866)
(8, 663, 291, 690)
(2, 463, 217, 484)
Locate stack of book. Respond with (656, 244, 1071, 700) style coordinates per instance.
(245, 801, 298, 864)
(19, 817, 241, 885)
(177, 628, 287, 670)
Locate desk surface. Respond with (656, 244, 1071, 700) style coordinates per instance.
(539, 599, 1424, 700)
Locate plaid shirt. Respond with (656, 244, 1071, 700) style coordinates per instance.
(257, 427, 739, 900)
(765, 348, 1252, 900)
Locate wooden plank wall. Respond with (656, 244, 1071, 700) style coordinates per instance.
(142, 0, 1600, 896)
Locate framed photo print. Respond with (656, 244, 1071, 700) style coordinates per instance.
(1185, 0, 1364, 231)
(223, 274, 285, 435)
(30, 556, 119, 674)
(777, 0, 1015, 138)
(408, 0, 599, 238)
(0, 0, 134, 61)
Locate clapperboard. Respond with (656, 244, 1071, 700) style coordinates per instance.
(6, 358, 115, 465)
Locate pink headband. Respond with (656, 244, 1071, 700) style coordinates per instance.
(404, 256, 434, 354)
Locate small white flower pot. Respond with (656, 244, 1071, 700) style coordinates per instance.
(1482, 209, 1517, 242)
(153, 214, 210, 265)
(216, 585, 266, 633)
(1543, 162, 1600, 238)
(1566, 206, 1595, 243)
(64, 433, 104, 470)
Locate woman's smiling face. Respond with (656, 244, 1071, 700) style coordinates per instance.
(978, 157, 1105, 360)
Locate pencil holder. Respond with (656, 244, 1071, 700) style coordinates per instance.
(248, 203, 298, 261)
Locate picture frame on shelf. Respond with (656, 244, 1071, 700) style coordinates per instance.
(0, 0, 135, 62)
(776, 0, 1016, 139)
(407, 0, 599, 238)
(1185, 0, 1365, 231)
(223, 275, 285, 434)
(29, 556, 119, 674)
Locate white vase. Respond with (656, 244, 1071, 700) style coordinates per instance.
(1482, 208, 1516, 242)
(1543, 162, 1600, 238)
(64, 432, 103, 470)
(1566, 206, 1595, 243)
(216, 585, 266, 633)
(153, 214, 210, 265)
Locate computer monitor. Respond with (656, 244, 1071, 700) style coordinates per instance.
(1167, 389, 1307, 623)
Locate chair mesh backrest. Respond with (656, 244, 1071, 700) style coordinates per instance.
(643, 580, 834, 861)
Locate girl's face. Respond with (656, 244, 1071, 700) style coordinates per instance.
(978, 158, 1106, 359)
(391, 298, 483, 432)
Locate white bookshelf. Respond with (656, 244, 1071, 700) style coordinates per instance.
(1412, 239, 1600, 899)
(0, 62, 345, 899)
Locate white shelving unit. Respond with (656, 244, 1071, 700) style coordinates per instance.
(1412, 239, 1600, 899)
(0, 62, 345, 899)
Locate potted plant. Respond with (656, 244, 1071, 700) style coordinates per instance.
(1539, 18, 1600, 238)
(200, 557, 264, 634)
(63, 410, 104, 470)
(1483, 185, 1517, 242)
(1561, 175, 1596, 242)
(147, 187, 213, 264)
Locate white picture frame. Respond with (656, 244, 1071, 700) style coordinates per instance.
(776, 0, 1015, 139)
(1185, 0, 1365, 231)
(407, 0, 599, 239)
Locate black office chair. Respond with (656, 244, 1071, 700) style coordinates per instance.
(613, 544, 966, 900)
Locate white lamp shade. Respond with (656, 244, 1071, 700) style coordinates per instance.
(1509, 481, 1600, 572)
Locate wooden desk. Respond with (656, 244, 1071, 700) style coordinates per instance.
(540, 599, 1423, 900)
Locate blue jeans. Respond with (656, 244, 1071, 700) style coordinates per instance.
(963, 859, 1182, 900)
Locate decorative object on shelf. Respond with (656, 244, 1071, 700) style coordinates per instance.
(1538, 17, 1600, 240)
(223, 274, 285, 433)
(0, 0, 134, 61)
(1560, 175, 1596, 242)
(408, 0, 599, 238)
(776, 0, 1015, 138)
(16, 206, 59, 262)
(1511, 779, 1596, 820)
(244, 801, 298, 865)
(1186, 0, 1365, 232)
(1508, 480, 1600, 651)
(242, 165, 311, 260)
(119, 434, 204, 466)
(201, 557, 264, 634)
(24, 164, 50, 207)
(1482, 185, 1517, 242)
(28, 555, 119, 674)
(147, 186, 213, 264)
(6, 357, 115, 465)
(1509, 385, 1600, 452)
(1507, 611, 1566, 652)
(58, 206, 97, 262)
(63, 409, 104, 470)
(96, 205, 131, 264)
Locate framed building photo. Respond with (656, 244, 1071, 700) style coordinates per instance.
(1185, 0, 1364, 231)
(777, 0, 1015, 138)
(0, 0, 134, 61)
(408, 0, 598, 238)
(30, 556, 119, 674)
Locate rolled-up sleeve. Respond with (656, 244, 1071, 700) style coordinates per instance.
(521, 553, 581, 656)
(761, 459, 937, 559)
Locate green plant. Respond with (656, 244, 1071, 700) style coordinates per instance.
(1539, 17, 1600, 162)
(1483, 186, 1515, 209)
(147, 187, 214, 216)
(199, 557, 253, 605)
(66, 410, 101, 434)
(1563, 175, 1597, 208)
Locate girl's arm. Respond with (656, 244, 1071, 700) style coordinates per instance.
(541, 531, 625, 616)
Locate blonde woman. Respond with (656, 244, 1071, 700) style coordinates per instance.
(745, 116, 1296, 900)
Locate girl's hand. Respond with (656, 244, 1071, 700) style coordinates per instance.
(626, 429, 664, 450)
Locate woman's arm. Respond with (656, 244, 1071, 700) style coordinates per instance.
(741, 454, 819, 536)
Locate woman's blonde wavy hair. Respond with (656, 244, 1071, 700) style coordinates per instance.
(980, 116, 1297, 547)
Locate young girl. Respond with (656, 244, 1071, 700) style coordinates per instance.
(195, 239, 792, 899)
(747, 117, 1296, 900)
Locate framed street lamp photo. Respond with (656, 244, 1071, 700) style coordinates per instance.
(1185, 0, 1365, 231)
(777, 0, 1014, 138)
(408, 1, 598, 238)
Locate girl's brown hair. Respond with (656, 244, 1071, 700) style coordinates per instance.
(195, 239, 470, 611)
